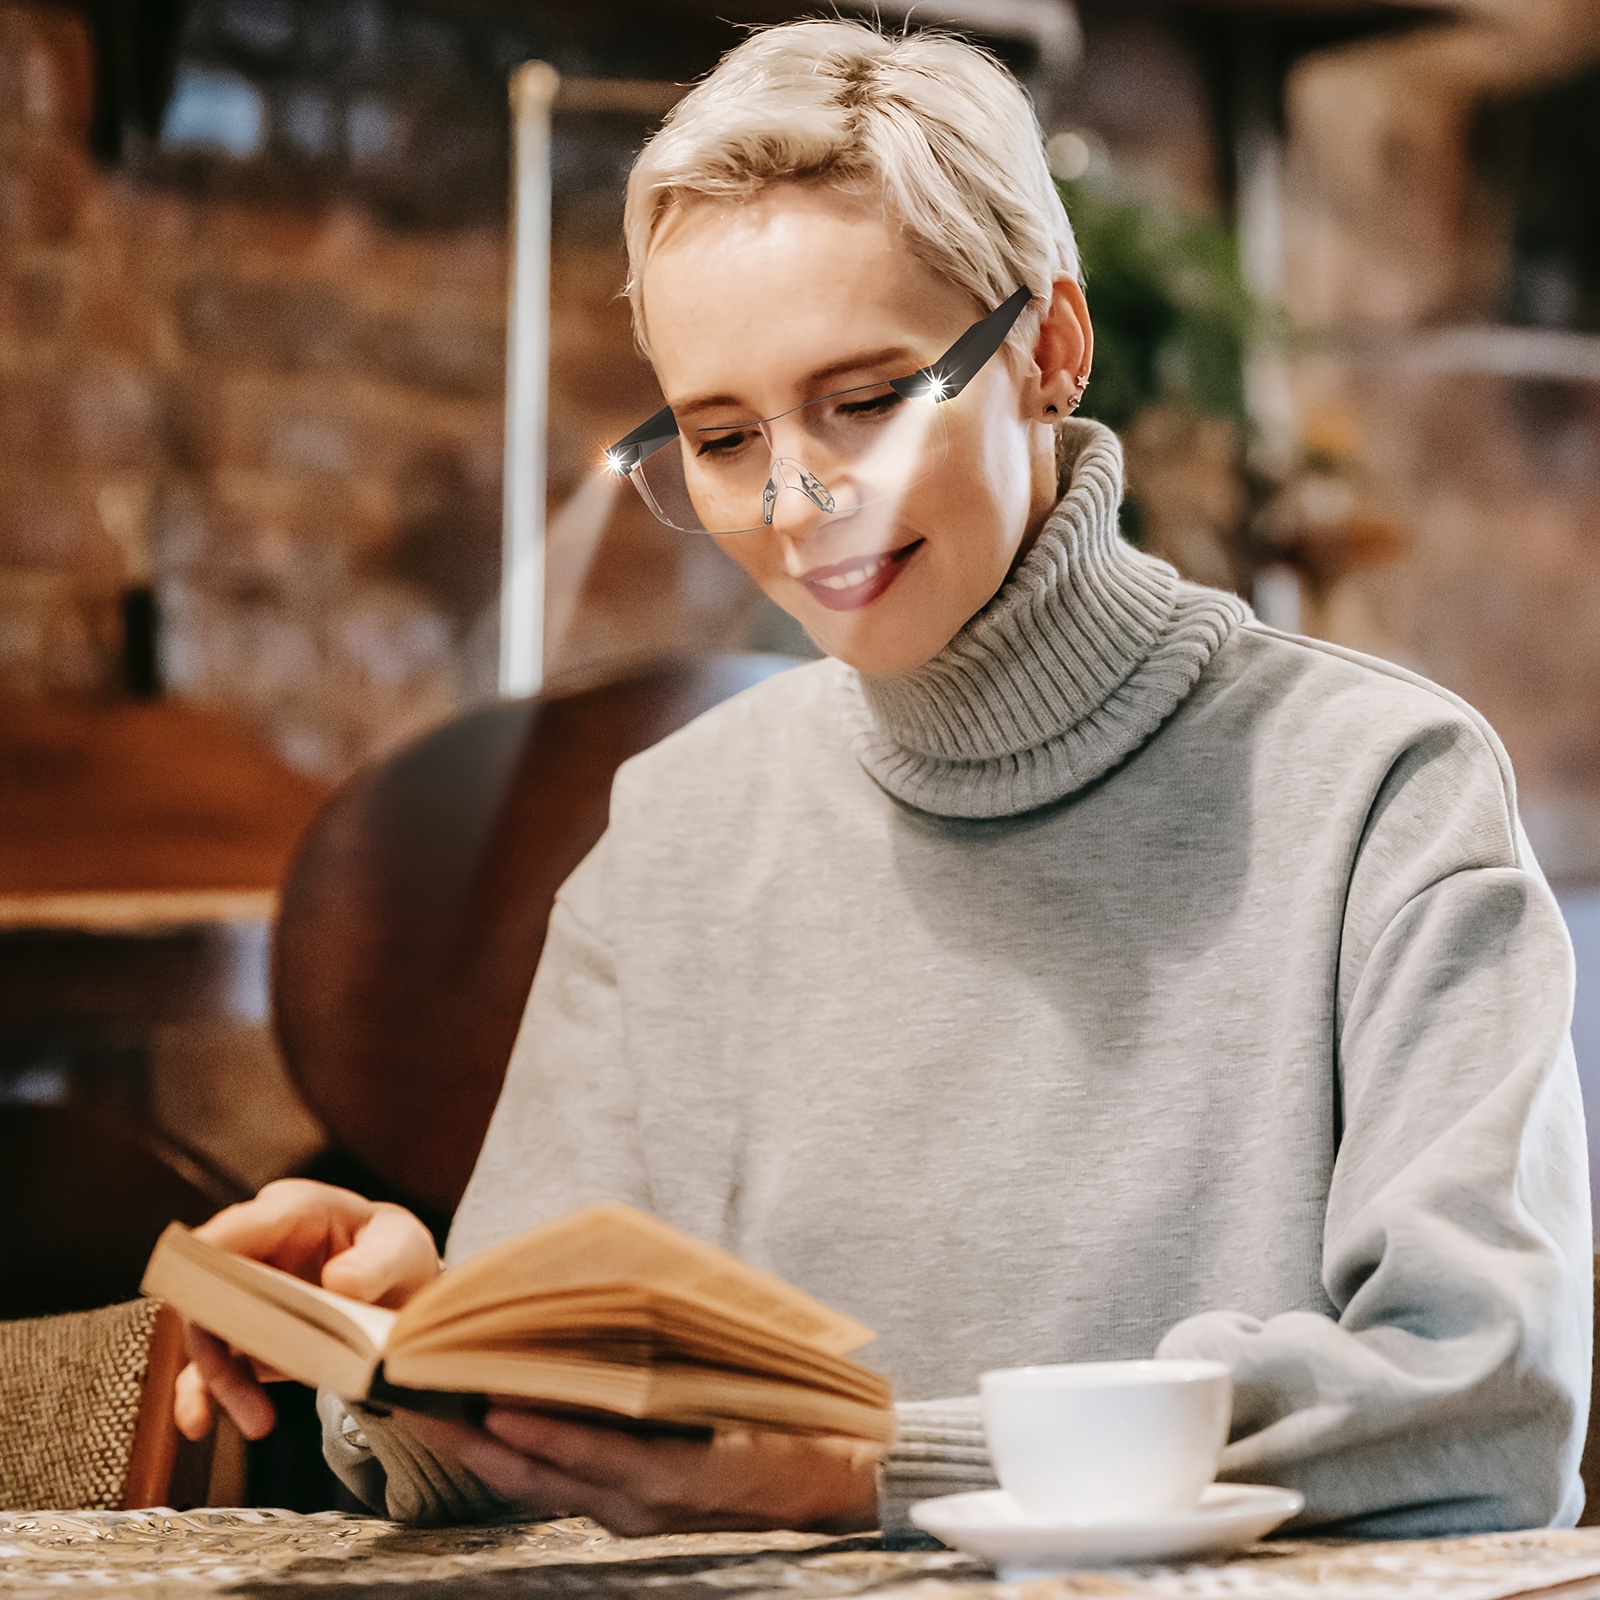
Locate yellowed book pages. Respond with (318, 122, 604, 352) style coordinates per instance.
(141, 1202, 893, 1443)
(394, 1205, 874, 1357)
(394, 1293, 888, 1398)
(382, 1347, 896, 1444)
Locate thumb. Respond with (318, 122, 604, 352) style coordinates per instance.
(320, 1203, 438, 1308)
(174, 1360, 216, 1441)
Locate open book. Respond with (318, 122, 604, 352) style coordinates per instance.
(142, 1202, 894, 1444)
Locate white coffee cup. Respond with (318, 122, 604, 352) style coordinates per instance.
(980, 1359, 1232, 1523)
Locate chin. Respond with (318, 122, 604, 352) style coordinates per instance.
(807, 619, 952, 678)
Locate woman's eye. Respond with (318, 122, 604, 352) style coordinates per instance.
(695, 429, 754, 458)
(837, 391, 903, 420)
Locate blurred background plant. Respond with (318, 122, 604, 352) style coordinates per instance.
(1058, 160, 1255, 434)
(1055, 144, 1406, 624)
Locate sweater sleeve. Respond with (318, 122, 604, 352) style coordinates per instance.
(1155, 721, 1592, 1535)
(319, 1391, 510, 1523)
(877, 1397, 997, 1540)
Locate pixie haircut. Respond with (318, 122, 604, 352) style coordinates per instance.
(622, 19, 1079, 357)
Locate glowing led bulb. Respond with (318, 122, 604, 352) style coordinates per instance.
(604, 448, 629, 476)
(926, 373, 950, 401)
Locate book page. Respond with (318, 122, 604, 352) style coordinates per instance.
(396, 1289, 890, 1401)
(383, 1346, 896, 1444)
(394, 1204, 874, 1357)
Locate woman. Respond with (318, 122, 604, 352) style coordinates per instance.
(176, 19, 1590, 1537)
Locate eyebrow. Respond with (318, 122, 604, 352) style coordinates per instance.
(669, 344, 925, 420)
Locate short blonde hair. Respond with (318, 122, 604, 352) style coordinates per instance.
(623, 19, 1078, 357)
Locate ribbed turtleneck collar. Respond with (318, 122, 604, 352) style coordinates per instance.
(844, 418, 1248, 819)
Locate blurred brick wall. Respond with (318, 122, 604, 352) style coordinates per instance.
(0, 1, 769, 780)
(0, 6, 117, 696)
(1279, 12, 1600, 881)
(155, 207, 508, 776)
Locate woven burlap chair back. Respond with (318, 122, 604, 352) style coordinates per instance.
(0, 1299, 186, 1511)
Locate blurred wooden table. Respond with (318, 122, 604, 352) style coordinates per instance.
(0, 697, 332, 1319)
(0, 696, 328, 932)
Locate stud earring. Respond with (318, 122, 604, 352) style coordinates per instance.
(1065, 372, 1089, 414)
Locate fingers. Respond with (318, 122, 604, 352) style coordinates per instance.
(191, 1180, 438, 1308)
(483, 1407, 697, 1488)
(477, 1409, 767, 1534)
(193, 1179, 374, 1276)
(439, 1421, 725, 1537)
(399, 1415, 579, 1518)
(449, 1428, 592, 1519)
(477, 1410, 883, 1535)
(320, 1202, 440, 1309)
(173, 1360, 215, 1442)
(184, 1324, 277, 1441)
(195, 1177, 367, 1250)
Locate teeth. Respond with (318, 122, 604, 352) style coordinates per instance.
(816, 554, 888, 591)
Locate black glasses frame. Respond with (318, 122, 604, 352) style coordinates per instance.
(603, 285, 1033, 482)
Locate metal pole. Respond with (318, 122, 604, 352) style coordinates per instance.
(500, 60, 559, 698)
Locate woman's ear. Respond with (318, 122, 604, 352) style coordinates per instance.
(1028, 276, 1093, 421)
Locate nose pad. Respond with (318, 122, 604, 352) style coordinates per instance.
(797, 466, 836, 513)
(763, 457, 837, 525)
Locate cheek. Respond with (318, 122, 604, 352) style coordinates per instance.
(959, 394, 1037, 539)
(913, 415, 1032, 592)
(711, 531, 783, 598)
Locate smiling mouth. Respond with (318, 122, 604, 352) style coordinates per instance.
(800, 540, 923, 611)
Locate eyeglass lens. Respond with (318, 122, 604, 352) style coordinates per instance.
(631, 382, 950, 536)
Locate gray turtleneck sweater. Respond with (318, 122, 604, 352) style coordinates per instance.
(324, 420, 1590, 1535)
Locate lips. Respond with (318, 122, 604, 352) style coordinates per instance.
(799, 540, 923, 612)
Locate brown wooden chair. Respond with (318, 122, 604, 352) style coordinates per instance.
(0, 1079, 249, 1510)
(0, 1100, 238, 1322)
(0, 1298, 242, 1510)
(274, 654, 799, 1225)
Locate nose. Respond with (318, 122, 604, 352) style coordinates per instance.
(762, 465, 839, 565)
(763, 458, 835, 523)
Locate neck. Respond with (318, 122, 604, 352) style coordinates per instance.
(842, 418, 1248, 819)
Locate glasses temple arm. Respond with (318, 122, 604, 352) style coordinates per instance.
(890, 285, 1033, 401)
(605, 404, 680, 475)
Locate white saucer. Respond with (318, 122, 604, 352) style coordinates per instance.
(909, 1483, 1304, 1576)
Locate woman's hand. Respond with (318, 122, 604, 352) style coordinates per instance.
(410, 1404, 881, 1536)
(172, 1178, 440, 1443)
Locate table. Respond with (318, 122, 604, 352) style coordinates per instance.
(7, 1513, 1600, 1600)
(0, 697, 332, 1318)
(0, 696, 328, 932)
(0, 692, 331, 1151)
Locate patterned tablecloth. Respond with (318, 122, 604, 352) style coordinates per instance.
(6, 1512, 1600, 1600)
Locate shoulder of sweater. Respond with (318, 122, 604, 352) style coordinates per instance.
(1213, 616, 1521, 852)
(609, 657, 848, 798)
(1220, 618, 1515, 782)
